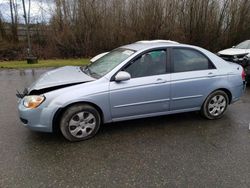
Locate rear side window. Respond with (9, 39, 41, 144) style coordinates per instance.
(172, 48, 215, 73)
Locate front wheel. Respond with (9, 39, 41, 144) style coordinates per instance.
(60, 104, 101, 142)
(201, 90, 229, 120)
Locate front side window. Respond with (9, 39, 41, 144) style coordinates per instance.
(172, 48, 214, 73)
(124, 50, 167, 78)
(85, 48, 135, 78)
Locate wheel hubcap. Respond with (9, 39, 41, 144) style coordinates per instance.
(68, 111, 96, 138)
(208, 95, 226, 116)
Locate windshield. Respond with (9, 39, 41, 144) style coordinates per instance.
(83, 48, 135, 78)
(235, 40, 250, 49)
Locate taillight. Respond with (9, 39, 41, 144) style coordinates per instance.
(242, 69, 246, 81)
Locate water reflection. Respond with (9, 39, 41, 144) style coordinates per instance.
(0, 68, 53, 91)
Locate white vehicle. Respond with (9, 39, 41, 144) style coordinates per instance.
(218, 40, 250, 82)
(218, 40, 250, 58)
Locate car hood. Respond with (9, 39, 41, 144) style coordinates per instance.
(28, 66, 95, 93)
(218, 48, 249, 56)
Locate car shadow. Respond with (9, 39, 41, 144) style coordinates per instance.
(25, 110, 232, 144)
(99, 111, 209, 134)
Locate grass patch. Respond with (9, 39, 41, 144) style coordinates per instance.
(0, 59, 89, 69)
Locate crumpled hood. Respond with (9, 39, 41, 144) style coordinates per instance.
(218, 48, 249, 56)
(28, 66, 95, 92)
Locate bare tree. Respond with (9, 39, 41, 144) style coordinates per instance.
(0, 11, 6, 41)
(9, 0, 18, 41)
(1, 0, 250, 60)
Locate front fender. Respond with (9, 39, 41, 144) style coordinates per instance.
(44, 82, 112, 124)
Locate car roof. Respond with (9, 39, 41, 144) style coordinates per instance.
(121, 40, 181, 51)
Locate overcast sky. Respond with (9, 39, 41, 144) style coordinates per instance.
(0, 0, 53, 23)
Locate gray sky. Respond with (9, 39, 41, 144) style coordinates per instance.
(0, 0, 53, 23)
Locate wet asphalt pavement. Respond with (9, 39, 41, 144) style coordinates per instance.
(0, 68, 250, 188)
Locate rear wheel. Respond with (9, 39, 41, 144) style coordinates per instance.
(60, 104, 101, 142)
(201, 90, 229, 120)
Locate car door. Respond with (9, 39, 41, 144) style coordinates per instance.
(170, 47, 218, 111)
(109, 49, 171, 121)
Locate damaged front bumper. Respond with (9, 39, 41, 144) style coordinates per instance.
(17, 92, 57, 133)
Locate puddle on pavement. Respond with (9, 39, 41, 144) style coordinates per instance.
(0, 68, 53, 92)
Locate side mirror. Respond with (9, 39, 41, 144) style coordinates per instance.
(115, 71, 131, 82)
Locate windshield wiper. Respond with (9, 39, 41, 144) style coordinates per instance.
(80, 66, 90, 75)
(80, 66, 100, 78)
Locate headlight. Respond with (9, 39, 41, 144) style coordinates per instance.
(23, 95, 45, 109)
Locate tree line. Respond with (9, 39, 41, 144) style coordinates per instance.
(0, 0, 250, 60)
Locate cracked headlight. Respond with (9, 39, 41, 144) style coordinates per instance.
(23, 95, 45, 109)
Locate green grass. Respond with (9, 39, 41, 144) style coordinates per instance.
(0, 59, 89, 69)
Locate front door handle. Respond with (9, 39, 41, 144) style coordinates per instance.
(207, 72, 216, 77)
(155, 78, 166, 84)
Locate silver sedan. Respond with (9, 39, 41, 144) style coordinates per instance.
(17, 40, 246, 141)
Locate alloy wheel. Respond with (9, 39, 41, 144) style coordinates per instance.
(208, 95, 226, 116)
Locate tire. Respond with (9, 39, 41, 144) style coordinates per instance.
(245, 66, 250, 83)
(60, 104, 101, 142)
(201, 90, 229, 120)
